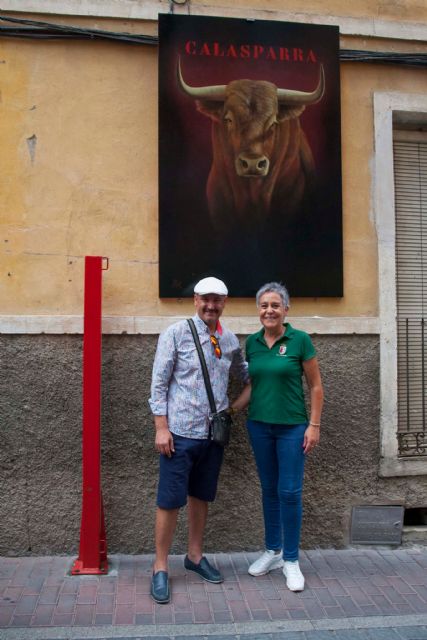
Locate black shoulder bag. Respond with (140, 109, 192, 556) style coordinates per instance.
(187, 319, 233, 447)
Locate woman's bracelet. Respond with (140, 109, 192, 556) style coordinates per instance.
(309, 421, 320, 428)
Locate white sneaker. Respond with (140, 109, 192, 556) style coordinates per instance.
(248, 550, 284, 576)
(283, 560, 305, 591)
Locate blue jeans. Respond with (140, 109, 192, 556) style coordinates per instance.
(247, 420, 306, 561)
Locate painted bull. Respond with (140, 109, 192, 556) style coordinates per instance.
(178, 60, 325, 232)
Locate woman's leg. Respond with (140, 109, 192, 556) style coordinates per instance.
(275, 424, 306, 561)
(247, 420, 281, 551)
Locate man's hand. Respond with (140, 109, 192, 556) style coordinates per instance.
(154, 416, 175, 458)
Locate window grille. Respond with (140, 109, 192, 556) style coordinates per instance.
(393, 136, 427, 457)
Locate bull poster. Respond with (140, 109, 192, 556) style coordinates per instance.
(159, 14, 342, 297)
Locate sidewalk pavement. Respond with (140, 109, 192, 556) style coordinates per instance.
(0, 548, 426, 639)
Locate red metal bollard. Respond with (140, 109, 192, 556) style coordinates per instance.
(72, 256, 109, 575)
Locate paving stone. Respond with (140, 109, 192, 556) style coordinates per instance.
(0, 605, 15, 626)
(188, 582, 208, 602)
(135, 612, 154, 624)
(370, 594, 398, 614)
(289, 608, 309, 619)
(209, 591, 229, 611)
(231, 552, 251, 574)
(116, 584, 135, 604)
(0, 550, 427, 634)
(153, 602, 174, 624)
(332, 631, 369, 639)
(2, 586, 23, 603)
(305, 574, 326, 589)
(213, 609, 233, 623)
(96, 592, 115, 614)
(358, 604, 381, 617)
(365, 628, 402, 640)
(52, 612, 73, 626)
(380, 585, 408, 604)
(324, 604, 348, 618)
(73, 603, 95, 625)
(174, 610, 194, 624)
(98, 578, 117, 594)
(302, 597, 327, 619)
(169, 576, 189, 594)
(134, 593, 153, 616)
(260, 586, 282, 601)
(39, 585, 61, 604)
(114, 603, 135, 624)
(9, 613, 32, 627)
(314, 587, 338, 607)
(94, 612, 114, 625)
(405, 594, 427, 613)
(228, 598, 251, 621)
(345, 586, 375, 606)
(251, 608, 272, 620)
(335, 595, 363, 616)
(77, 583, 98, 605)
(265, 598, 290, 620)
(132, 636, 171, 640)
(15, 594, 38, 615)
(61, 579, 79, 594)
(193, 600, 213, 623)
(413, 585, 427, 602)
(224, 582, 244, 601)
(395, 626, 427, 639)
(32, 603, 55, 626)
(322, 578, 349, 596)
(305, 631, 337, 640)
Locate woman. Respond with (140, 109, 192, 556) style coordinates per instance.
(235, 282, 323, 592)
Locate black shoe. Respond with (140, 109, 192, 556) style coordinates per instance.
(150, 570, 170, 604)
(184, 555, 223, 583)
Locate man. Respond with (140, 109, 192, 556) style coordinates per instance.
(148, 277, 249, 604)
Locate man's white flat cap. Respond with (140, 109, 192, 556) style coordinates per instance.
(194, 277, 228, 296)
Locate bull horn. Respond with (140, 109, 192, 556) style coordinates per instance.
(177, 57, 226, 101)
(277, 65, 325, 105)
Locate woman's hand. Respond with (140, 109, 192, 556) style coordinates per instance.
(231, 382, 251, 412)
(302, 357, 323, 454)
(303, 425, 320, 454)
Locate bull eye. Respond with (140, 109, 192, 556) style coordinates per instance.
(223, 114, 233, 129)
(264, 121, 277, 140)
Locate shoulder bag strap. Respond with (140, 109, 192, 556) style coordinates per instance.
(187, 318, 217, 414)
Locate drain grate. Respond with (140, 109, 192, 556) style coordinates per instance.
(350, 505, 404, 544)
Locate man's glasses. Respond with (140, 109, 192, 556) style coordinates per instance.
(210, 335, 222, 359)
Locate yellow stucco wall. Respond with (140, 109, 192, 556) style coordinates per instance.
(1, 9, 426, 318)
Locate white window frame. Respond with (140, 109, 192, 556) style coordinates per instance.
(374, 91, 427, 477)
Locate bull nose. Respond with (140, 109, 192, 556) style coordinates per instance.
(236, 154, 270, 177)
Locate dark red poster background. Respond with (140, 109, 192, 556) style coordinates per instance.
(159, 14, 342, 297)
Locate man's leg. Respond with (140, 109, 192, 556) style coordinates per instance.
(154, 506, 179, 572)
(184, 441, 223, 583)
(187, 496, 208, 564)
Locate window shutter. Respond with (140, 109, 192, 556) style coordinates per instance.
(393, 137, 427, 456)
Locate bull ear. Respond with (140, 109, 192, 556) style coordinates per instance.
(277, 105, 306, 121)
(196, 99, 223, 122)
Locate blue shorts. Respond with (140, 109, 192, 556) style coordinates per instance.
(157, 434, 224, 509)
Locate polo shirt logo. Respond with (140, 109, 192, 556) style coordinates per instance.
(278, 345, 287, 356)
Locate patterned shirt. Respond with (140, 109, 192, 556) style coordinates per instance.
(149, 314, 249, 439)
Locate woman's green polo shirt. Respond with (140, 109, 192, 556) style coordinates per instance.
(246, 323, 316, 425)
